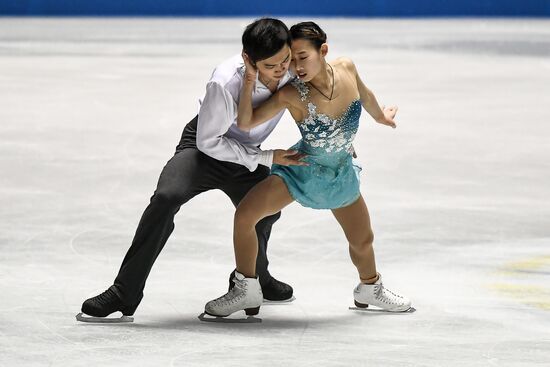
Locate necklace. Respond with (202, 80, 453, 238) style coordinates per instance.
(308, 63, 335, 101)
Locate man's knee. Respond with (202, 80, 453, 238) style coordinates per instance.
(151, 189, 187, 209)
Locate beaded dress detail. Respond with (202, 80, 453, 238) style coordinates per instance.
(271, 78, 362, 209)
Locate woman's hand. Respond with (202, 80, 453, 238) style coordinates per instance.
(242, 51, 257, 84)
(376, 105, 398, 128)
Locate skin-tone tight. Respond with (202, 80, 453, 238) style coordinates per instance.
(234, 175, 379, 284)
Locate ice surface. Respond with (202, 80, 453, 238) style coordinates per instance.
(1, 17, 549, 366)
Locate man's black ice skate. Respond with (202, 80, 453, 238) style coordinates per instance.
(261, 277, 295, 303)
(76, 286, 140, 323)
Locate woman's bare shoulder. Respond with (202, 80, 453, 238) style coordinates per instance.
(333, 57, 358, 74)
(278, 82, 302, 104)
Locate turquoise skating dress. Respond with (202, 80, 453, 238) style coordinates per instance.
(271, 79, 362, 209)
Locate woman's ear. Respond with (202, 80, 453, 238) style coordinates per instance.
(320, 43, 329, 57)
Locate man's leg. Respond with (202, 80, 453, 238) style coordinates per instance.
(221, 165, 293, 301)
(82, 146, 233, 317)
(113, 149, 218, 305)
(112, 115, 209, 305)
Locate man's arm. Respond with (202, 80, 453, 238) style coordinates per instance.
(196, 81, 273, 172)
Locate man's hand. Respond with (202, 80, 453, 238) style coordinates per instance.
(242, 51, 257, 84)
(375, 105, 398, 129)
(273, 149, 308, 166)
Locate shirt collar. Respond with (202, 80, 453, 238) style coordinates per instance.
(254, 70, 294, 93)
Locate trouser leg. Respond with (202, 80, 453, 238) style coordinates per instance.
(113, 148, 227, 304)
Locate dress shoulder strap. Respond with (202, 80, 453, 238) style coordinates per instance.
(290, 77, 310, 102)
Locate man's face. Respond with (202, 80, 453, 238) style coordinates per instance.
(255, 45, 292, 82)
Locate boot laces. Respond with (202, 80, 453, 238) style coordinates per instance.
(374, 283, 404, 305)
(211, 279, 247, 307)
(95, 288, 118, 306)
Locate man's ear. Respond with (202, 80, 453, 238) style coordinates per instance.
(242, 50, 257, 68)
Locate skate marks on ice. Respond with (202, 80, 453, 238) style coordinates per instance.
(197, 312, 262, 324)
(75, 312, 134, 323)
(348, 306, 417, 314)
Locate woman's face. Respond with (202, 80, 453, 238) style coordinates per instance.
(290, 39, 325, 82)
(254, 45, 292, 83)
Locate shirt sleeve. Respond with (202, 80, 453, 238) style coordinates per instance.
(196, 81, 274, 172)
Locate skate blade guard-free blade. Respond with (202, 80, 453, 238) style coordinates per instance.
(263, 296, 296, 304)
(198, 312, 262, 323)
(75, 312, 134, 323)
(348, 306, 416, 313)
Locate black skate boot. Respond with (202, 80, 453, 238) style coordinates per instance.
(261, 277, 295, 303)
(77, 286, 140, 323)
(228, 271, 295, 303)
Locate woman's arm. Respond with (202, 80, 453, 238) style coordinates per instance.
(343, 58, 397, 128)
(237, 53, 291, 132)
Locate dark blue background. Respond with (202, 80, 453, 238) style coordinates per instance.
(1, 0, 549, 16)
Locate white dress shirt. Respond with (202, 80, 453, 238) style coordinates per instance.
(196, 54, 293, 172)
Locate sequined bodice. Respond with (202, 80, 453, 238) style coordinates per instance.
(270, 78, 363, 210)
(291, 78, 361, 156)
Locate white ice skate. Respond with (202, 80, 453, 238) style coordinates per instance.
(200, 271, 263, 323)
(350, 273, 414, 313)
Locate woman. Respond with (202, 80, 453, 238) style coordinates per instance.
(204, 22, 411, 318)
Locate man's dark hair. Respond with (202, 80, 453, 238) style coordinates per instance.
(290, 21, 327, 50)
(242, 18, 291, 64)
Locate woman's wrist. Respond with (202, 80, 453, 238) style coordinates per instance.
(375, 115, 386, 123)
(244, 69, 256, 84)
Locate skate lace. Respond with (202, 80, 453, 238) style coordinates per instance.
(211, 280, 247, 307)
(374, 284, 404, 305)
(96, 288, 118, 306)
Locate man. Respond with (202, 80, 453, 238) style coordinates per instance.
(79, 18, 303, 321)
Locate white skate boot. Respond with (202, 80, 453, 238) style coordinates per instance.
(202, 271, 263, 320)
(352, 273, 413, 313)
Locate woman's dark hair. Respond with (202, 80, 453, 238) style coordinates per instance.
(289, 21, 327, 49)
(242, 18, 291, 64)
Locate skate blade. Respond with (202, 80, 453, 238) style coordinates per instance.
(349, 306, 416, 314)
(263, 296, 296, 304)
(75, 312, 134, 323)
(197, 312, 262, 324)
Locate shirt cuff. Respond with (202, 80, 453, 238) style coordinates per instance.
(257, 150, 274, 168)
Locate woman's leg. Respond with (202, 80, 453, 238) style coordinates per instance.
(331, 195, 378, 284)
(332, 195, 412, 311)
(233, 175, 294, 278)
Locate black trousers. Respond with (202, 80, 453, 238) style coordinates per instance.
(113, 116, 280, 305)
